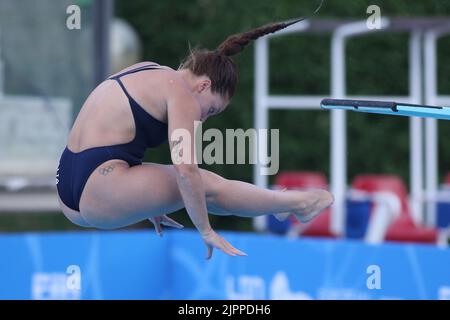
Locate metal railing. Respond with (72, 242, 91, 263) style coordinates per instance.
(254, 18, 450, 234)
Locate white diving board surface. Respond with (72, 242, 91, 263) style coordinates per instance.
(321, 98, 450, 121)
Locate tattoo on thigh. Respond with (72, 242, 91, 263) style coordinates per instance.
(98, 165, 115, 176)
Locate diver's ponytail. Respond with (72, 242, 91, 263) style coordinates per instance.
(217, 19, 303, 57)
(217, 0, 324, 57)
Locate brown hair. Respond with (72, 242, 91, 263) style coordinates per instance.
(179, 18, 306, 99)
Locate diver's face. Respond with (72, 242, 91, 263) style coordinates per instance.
(193, 78, 229, 121)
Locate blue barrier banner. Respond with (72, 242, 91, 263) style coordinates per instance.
(0, 231, 168, 299)
(0, 230, 449, 300)
(170, 231, 450, 300)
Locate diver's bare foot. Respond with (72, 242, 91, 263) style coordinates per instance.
(293, 189, 334, 223)
(274, 189, 334, 223)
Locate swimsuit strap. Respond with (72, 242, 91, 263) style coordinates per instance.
(108, 64, 161, 101)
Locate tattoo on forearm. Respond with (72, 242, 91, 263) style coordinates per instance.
(172, 136, 183, 161)
(98, 165, 115, 176)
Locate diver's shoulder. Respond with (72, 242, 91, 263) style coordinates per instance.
(142, 61, 175, 72)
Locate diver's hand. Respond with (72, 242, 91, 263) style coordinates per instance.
(149, 215, 184, 236)
(201, 228, 247, 260)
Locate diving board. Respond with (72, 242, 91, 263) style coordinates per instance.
(321, 98, 450, 121)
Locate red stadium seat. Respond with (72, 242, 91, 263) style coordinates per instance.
(386, 215, 437, 243)
(445, 173, 450, 185)
(275, 171, 328, 190)
(300, 208, 334, 237)
(352, 175, 409, 215)
(274, 171, 335, 238)
(352, 175, 437, 244)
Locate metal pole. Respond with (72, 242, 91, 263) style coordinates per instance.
(423, 26, 450, 226)
(409, 31, 424, 225)
(329, 19, 389, 236)
(93, 0, 114, 85)
(330, 31, 347, 236)
(424, 31, 438, 227)
(0, 29, 4, 98)
(253, 37, 269, 231)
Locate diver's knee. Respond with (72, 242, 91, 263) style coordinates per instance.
(200, 169, 227, 200)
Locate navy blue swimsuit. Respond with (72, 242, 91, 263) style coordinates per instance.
(56, 64, 168, 212)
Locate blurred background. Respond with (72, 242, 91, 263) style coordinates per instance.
(0, 0, 450, 300)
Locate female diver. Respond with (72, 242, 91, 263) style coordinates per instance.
(56, 20, 334, 259)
